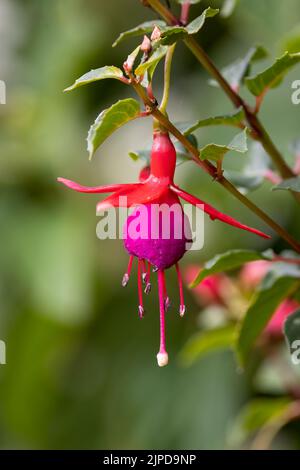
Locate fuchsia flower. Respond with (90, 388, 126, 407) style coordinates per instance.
(58, 131, 269, 366)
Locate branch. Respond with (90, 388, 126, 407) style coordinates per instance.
(145, 0, 300, 205)
(131, 80, 300, 253)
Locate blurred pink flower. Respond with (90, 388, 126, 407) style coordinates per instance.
(265, 299, 300, 337)
(184, 265, 227, 306)
(240, 260, 271, 289)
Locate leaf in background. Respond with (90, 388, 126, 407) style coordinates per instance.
(180, 107, 245, 135)
(272, 176, 300, 192)
(135, 45, 168, 76)
(64, 66, 125, 92)
(281, 25, 300, 54)
(224, 171, 264, 192)
(190, 249, 272, 287)
(160, 8, 219, 45)
(179, 325, 236, 367)
(264, 261, 300, 284)
(112, 20, 166, 47)
(87, 99, 140, 159)
(228, 398, 292, 448)
(129, 150, 150, 164)
(199, 129, 247, 162)
(221, 0, 239, 18)
(284, 308, 300, 357)
(236, 276, 300, 365)
(225, 141, 271, 193)
(210, 45, 268, 91)
(245, 52, 300, 96)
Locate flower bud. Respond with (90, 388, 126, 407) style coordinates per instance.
(151, 25, 161, 41)
(141, 35, 152, 54)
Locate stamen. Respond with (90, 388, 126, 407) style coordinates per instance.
(122, 255, 134, 287)
(157, 270, 169, 367)
(144, 263, 152, 295)
(138, 259, 145, 318)
(176, 263, 186, 317)
(141, 259, 147, 284)
(162, 271, 171, 312)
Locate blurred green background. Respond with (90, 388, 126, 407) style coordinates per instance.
(1, 0, 300, 449)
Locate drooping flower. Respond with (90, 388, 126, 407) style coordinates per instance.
(58, 131, 270, 366)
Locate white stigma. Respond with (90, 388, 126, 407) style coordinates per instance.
(122, 273, 129, 287)
(179, 305, 186, 317)
(156, 352, 169, 367)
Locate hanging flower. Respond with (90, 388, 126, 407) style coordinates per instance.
(58, 131, 269, 366)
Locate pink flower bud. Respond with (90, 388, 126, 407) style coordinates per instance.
(151, 25, 161, 41)
(141, 35, 152, 54)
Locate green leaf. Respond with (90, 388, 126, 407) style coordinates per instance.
(225, 171, 264, 192)
(243, 141, 271, 175)
(180, 107, 245, 135)
(284, 308, 300, 355)
(225, 142, 271, 193)
(210, 45, 268, 90)
(282, 25, 300, 54)
(87, 99, 140, 160)
(179, 325, 236, 366)
(236, 276, 300, 365)
(264, 261, 300, 283)
(64, 66, 124, 92)
(229, 398, 292, 447)
(221, 0, 239, 18)
(112, 20, 166, 47)
(129, 150, 150, 164)
(160, 7, 219, 45)
(190, 249, 272, 287)
(245, 52, 300, 96)
(272, 176, 300, 192)
(135, 45, 168, 76)
(199, 129, 248, 162)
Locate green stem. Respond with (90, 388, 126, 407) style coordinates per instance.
(131, 80, 300, 253)
(159, 44, 176, 115)
(145, 0, 300, 205)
